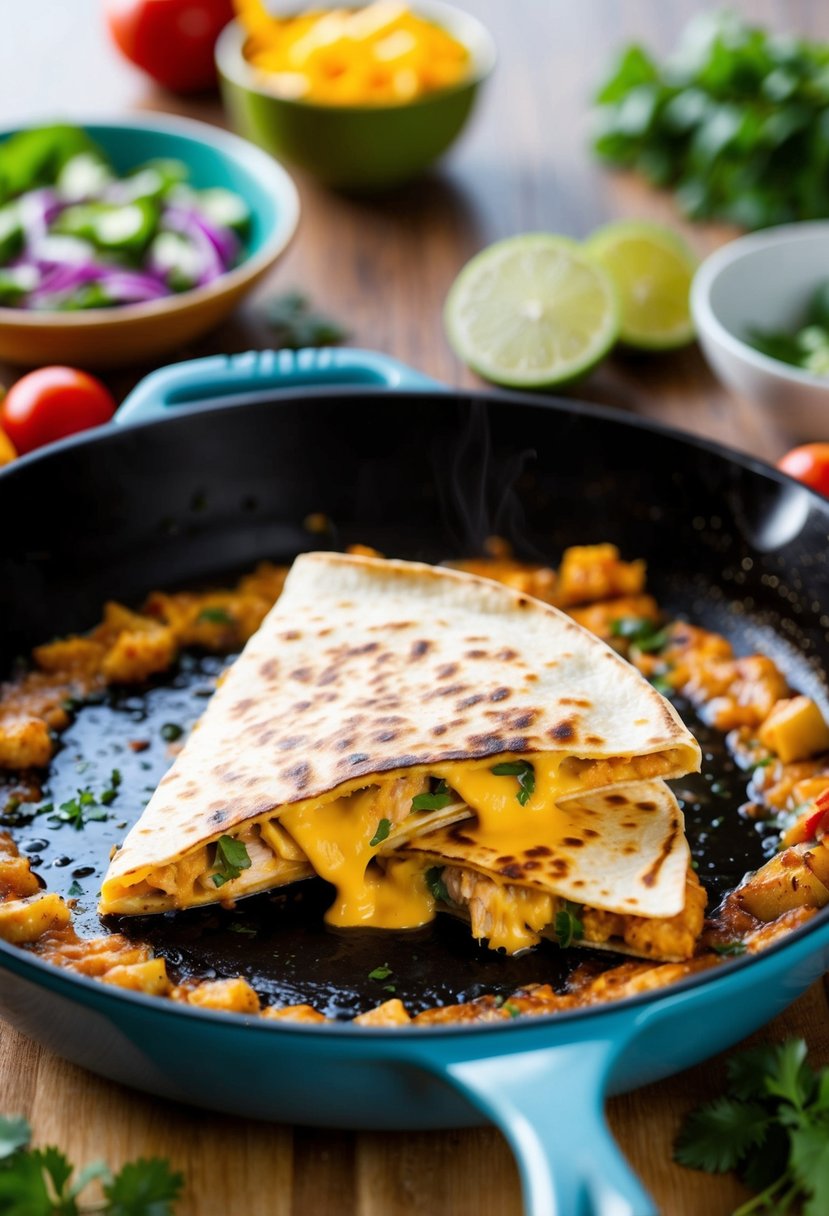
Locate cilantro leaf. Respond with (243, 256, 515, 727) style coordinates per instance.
(553, 904, 584, 949)
(103, 1157, 184, 1216)
(425, 866, 450, 904)
(789, 1124, 829, 1216)
(369, 818, 392, 847)
(160, 723, 183, 743)
(196, 607, 234, 626)
(0, 1115, 30, 1160)
(211, 835, 252, 888)
(368, 964, 392, 981)
(726, 1046, 781, 1101)
(0, 1148, 55, 1214)
(67, 880, 84, 898)
(712, 941, 747, 957)
(610, 617, 667, 652)
(52, 788, 109, 830)
(265, 290, 348, 350)
(490, 760, 535, 806)
(411, 780, 454, 812)
(36, 1146, 74, 1202)
(674, 1097, 770, 1173)
(764, 1039, 814, 1110)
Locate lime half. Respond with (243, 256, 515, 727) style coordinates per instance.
(444, 234, 620, 388)
(585, 221, 697, 351)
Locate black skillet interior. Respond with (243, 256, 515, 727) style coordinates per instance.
(3, 387, 829, 1018)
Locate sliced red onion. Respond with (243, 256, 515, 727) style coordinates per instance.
(163, 205, 229, 284)
(96, 269, 170, 302)
(19, 188, 62, 247)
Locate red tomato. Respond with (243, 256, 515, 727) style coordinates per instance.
(777, 443, 829, 497)
(1, 367, 117, 455)
(104, 0, 234, 94)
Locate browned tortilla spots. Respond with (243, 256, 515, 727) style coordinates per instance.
(102, 554, 699, 906)
(549, 721, 576, 741)
(436, 663, 458, 679)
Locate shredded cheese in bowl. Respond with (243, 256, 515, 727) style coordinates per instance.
(236, 0, 471, 105)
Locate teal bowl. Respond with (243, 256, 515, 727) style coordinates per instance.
(216, 1, 496, 190)
(0, 115, 299, 369)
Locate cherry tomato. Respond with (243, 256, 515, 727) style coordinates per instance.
(104, 0, 234, 94)
(1, 367, 117, 455)
(777, 443, 829, 497)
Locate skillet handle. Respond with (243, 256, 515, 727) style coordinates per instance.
(432, 1039, 656, 1216)
(115, 347, 444, 424)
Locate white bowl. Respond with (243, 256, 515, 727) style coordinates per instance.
(691, 222, 829, 439)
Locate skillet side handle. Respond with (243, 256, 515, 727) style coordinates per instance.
(115, 347, 444, 424)
(439, 1040, 657, 1216)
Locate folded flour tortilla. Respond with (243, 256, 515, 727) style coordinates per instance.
(100, 553, 700, 935)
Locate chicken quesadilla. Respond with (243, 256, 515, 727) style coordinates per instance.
(100, 552, 702, 960)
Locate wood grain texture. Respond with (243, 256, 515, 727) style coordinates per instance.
(2, 2, 829, 1213)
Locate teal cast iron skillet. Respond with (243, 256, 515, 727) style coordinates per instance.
(2, 348, 829, 1216)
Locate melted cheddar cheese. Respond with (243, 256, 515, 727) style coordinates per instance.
(103, 750, 681, 921)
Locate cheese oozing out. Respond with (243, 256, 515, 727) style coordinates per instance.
(105, 749, 685, 922)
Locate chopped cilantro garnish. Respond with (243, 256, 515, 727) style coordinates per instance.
(369, 817, 392, 847)
(712, 941, 748, 957)
(197, 606, 235, 625)
(411, 779, 454, 812)
(67, 880, 84, 897)
(0, 1114, 182, 1214)
(51, 788, 108, 830)
(160, 722, 183, 742)
(554, 903, 584, 949)
(491, 760, 535, 806)
(503, 1002, 521, 1018)
(650, 673, 674, 696)
(99, 770, 122, 805)
(425, 866, 450, 904)
(266, 289, 348, 350)
(369, 964, 392, 981)
(382, 983, 397, 994)
(228, 922, 257, 937)
(611, 617, 668, 652)
(211, 835, 252, 887)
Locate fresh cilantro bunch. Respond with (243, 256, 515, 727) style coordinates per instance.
(594, 11, 829, 228)
(0, 1115, 182, 1214)
(674, 1039, 829, 1215)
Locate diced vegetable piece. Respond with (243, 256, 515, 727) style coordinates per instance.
(0, 892, 70, 943)
(196, 187, 251, 235)
(736, 844, 829, 921)
(148, 230, 203, 290)
(0, 265, 38, 306)
(117, 158, 188, 203)
(0, 203, 23, 262)
(758, 695, 829, 763)
(53, 198, 158, 255)
(0, 124, 100, 204)
(56, 152, 114, 202)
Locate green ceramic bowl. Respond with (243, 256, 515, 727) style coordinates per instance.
(216, 1, 496, 190)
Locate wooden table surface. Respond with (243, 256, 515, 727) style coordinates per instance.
(4, 2, 829, 1213)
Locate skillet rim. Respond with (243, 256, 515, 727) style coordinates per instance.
(2, 382, 828, 1038)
